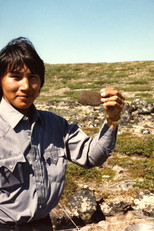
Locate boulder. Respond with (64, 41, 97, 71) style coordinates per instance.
(132, 190, 154, 217)
(101, 201, 132, 216)
(67, 188, 97, 223)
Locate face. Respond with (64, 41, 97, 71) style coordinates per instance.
(0, 65, 41, 115)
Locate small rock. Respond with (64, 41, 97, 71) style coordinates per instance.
(118, 180, 136, 191)
(141, 129, 150, 135)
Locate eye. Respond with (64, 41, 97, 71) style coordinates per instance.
(29, 74, 40, 81)
(29, 75, 37, 79)
(10, 74, 22, 80)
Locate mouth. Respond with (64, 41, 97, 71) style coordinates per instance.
(17, 95, 31, 99)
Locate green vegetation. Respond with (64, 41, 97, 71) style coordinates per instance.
(120, 86, 153, 92)
(115, 133, 154, 157)
(135, 92, 153, 98)
(107, 155, 154, 191)
(39, 61, 154, 103)
(63, 90, 81, 101)
(129, 80, 149, 85)
(135, 92, 154, 103)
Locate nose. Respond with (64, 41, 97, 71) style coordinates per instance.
(20, 77, 30, 91)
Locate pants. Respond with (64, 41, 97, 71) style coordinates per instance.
(0, 215, 53, 231)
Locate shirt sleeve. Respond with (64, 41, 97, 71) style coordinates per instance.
(65, 122, 117, 168)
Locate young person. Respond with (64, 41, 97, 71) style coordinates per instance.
(0, 37, 125, 231)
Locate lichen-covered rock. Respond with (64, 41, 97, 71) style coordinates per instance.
(68, 188, 97, 223)
(101, 201, 132, 216)
(132, 190, 154, 217)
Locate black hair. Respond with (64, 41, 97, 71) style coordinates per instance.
(0, 37, 45, 100)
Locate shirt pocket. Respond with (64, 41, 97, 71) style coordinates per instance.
(0, 153, 26, 189)
(44, 146, 67, 182)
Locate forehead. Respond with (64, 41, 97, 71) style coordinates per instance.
(6, 63, 38, 76)
(6, 59, 39, 74)
(9, 65, 26, 71)
(6, 62, 26, 72)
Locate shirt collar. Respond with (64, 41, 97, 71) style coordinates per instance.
(0, 98, 39, 128)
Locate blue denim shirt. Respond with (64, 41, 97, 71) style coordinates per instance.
(0, 98, 117, 224)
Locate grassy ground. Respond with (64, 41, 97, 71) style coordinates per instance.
(37, 61, 154, 103)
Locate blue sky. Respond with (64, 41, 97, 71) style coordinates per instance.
(0, 0, 154, 64)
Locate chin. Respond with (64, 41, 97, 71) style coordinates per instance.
(14, 102, 33, 110)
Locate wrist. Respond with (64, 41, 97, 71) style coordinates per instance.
(106, 114, 121, 129)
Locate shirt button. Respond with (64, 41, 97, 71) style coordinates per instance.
(23, 116, 28, 121)
(9, 165, 13, 169)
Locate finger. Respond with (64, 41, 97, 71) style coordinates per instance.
(101, 90, 125, 100)
(101, 95, 124, 105)
(100, 88, 125, 100)
(100, 88, 117, 97)
(103, 101, 124, 110)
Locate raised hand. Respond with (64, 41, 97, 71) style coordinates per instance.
(100, 88, 125, 121)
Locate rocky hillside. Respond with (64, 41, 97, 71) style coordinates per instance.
(35, 61, 154, 231)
